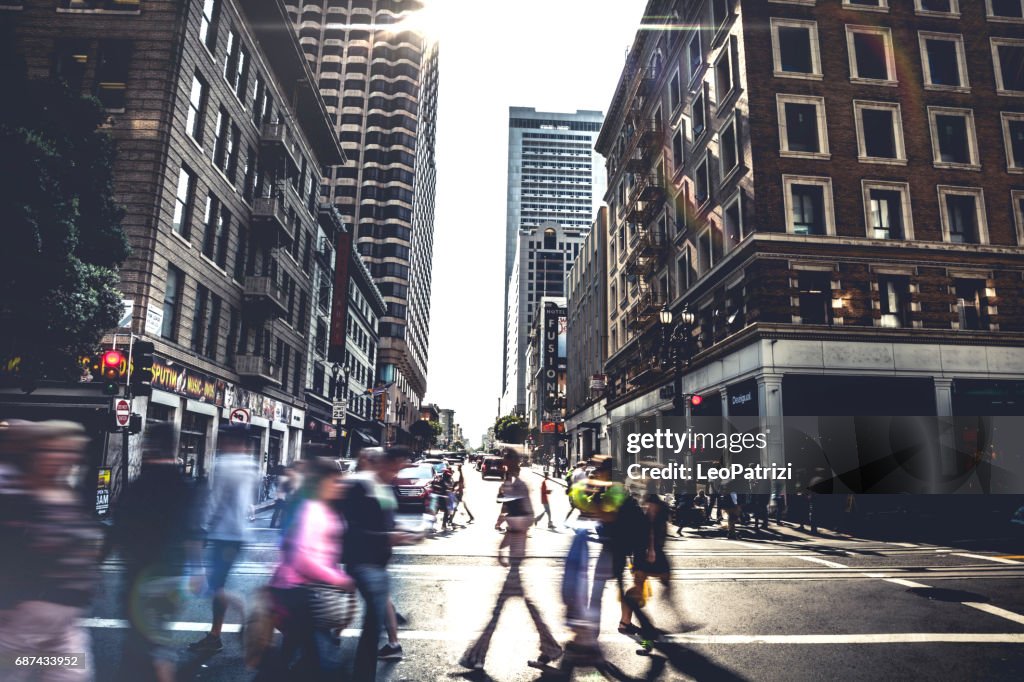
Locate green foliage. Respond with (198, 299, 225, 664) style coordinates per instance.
(493, 414, 528, 444)
(451, 440, 465, 452)
(0, 39, 129, 381)
(428, 420, 443, 438)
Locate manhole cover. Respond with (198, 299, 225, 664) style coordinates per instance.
(907, 587, 989, 603)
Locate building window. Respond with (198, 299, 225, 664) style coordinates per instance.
(953, 279, 988, 330)
(199, 0, 220, 52)
(226, 123, 241, 183)
(770, 18, 822, 79)
(878, 275, 910, 328)
(224, 29, 240, 85)
(916, 0, 958, 16)
(715, 37, 736, 104)
(212, 108, 228, 170)
(919, 32, 969, 90)
(777, 95, 829, 159)
(233, 225, 247, 282)
(161, 265, 183, 341)
(1012, 191, 1024, 245)
(719, 114, 740, 176)
(853, 100, 906, 164)
(991, 39, 1024, 93)
(784, 176, 834, 236)
(672, 127, 685, 173)
(698, 228, 713, 274)
(797, 271, 832, 325)
(94, 40, 130, 111)
(692, 85, 707, 138)
(695, 155, 710, 206)
(843, 0, 888, 10)
(723, 193, 745, 249)
(1002, 113, 1024, 172)
(201, 195, 230, 268)
(185, 73, 208, 144)
(847, 26, 897, 84)
(677, 249, 694, 293)
(986, 0, 1024, 21)
(863, 181, 912, 240)
(669, 70, 682, 113)
(928, 107, 979, 169)
(938, 187, 988, 244)
(688, 31, 703, 82)
(171, 166, 196, 239)
(711, 0, 731, 28)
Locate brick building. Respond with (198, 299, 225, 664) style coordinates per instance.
(2, 0, 344, 495)
(593, 0, 1024, 481)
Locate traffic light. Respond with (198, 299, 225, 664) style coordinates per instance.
(128, 413, 143, 435)
(690, 394, 703, 407)
(131, 341, 155, 397)
(100, 349, 125, 396)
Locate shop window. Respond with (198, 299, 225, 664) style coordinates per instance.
(798, 271, 832, 325)
(954, 279, 987, 330)
(878, 275, 911, 328)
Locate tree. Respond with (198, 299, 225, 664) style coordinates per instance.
(451, 440, 465, 452)
(493, 414, 528, 444)
(0, 36, 129, 384)
(409, 419, 443, 454)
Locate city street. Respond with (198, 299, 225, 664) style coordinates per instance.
(85, 466, 1024, 681)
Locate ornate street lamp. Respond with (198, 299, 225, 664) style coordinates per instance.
(332, 361, 350, 458)
(659, 305, 696, 415)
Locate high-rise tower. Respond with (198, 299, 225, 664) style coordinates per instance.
(289, 0, 438, 443)
(501, 108, 605, 413)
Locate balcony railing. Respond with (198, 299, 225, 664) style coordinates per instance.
(260, 122, 302, 169)
(243, 275, 287, 319)
(235, 354, 281, 386)
(251, 194, 296, 246)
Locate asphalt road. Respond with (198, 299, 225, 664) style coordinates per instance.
(84, 465, 1024, 681)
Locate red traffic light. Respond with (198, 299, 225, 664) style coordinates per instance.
(102, 350, 124, 368)
(690, 394, 703, 407)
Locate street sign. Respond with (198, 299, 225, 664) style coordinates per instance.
(114, 398, 131, 427)
(144, 306, 164, 335)
(119, 300, 133, 329)
(332, 400, 348, 420)
(229, 407, 251, 424)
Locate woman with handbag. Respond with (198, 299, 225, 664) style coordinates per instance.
(259, 458, 354, 680)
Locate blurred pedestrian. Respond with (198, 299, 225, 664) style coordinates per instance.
(189, 423, 258, 653)
(454, 463, 474, 523)
(0, 420, 103, 682)
(534, 474, 556, 529)
(720, 486, 740, 539)
(260, 457, 353, 680)
(342, 446, 418, 678)
(269, 464, 293, 529)
(108, 422, 202, 682)
(620, 493, 671, 636)
(460, 451, 561, 671)
(563, 461, 588, 524)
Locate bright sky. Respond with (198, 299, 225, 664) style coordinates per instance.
(421, 0, 650, 446)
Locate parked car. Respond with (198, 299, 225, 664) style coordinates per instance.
(393, 461, 447, 512)
(481, 455, 505, 480)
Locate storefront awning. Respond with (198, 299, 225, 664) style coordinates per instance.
(353, 427, 379, 447)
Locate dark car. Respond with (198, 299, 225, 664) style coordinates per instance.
(481, 456, 505, 480)
(393, 461, 448, 511)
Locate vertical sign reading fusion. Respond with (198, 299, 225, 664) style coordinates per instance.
(329, 229, 352, 363)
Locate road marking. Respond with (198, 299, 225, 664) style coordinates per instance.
(953, 553, 1021, 565)
(963, 602, 1024, 626)
(883, 578, 930, 589)
(77, 620, 1024, 646)
(797, 556, 848, 569)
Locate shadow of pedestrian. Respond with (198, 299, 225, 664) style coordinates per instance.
(648, 640, 750, 681)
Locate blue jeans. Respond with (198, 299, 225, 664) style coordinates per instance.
(350, 564, 390, 681)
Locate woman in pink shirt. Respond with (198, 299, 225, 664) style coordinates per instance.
(265, 457, 353, 679)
